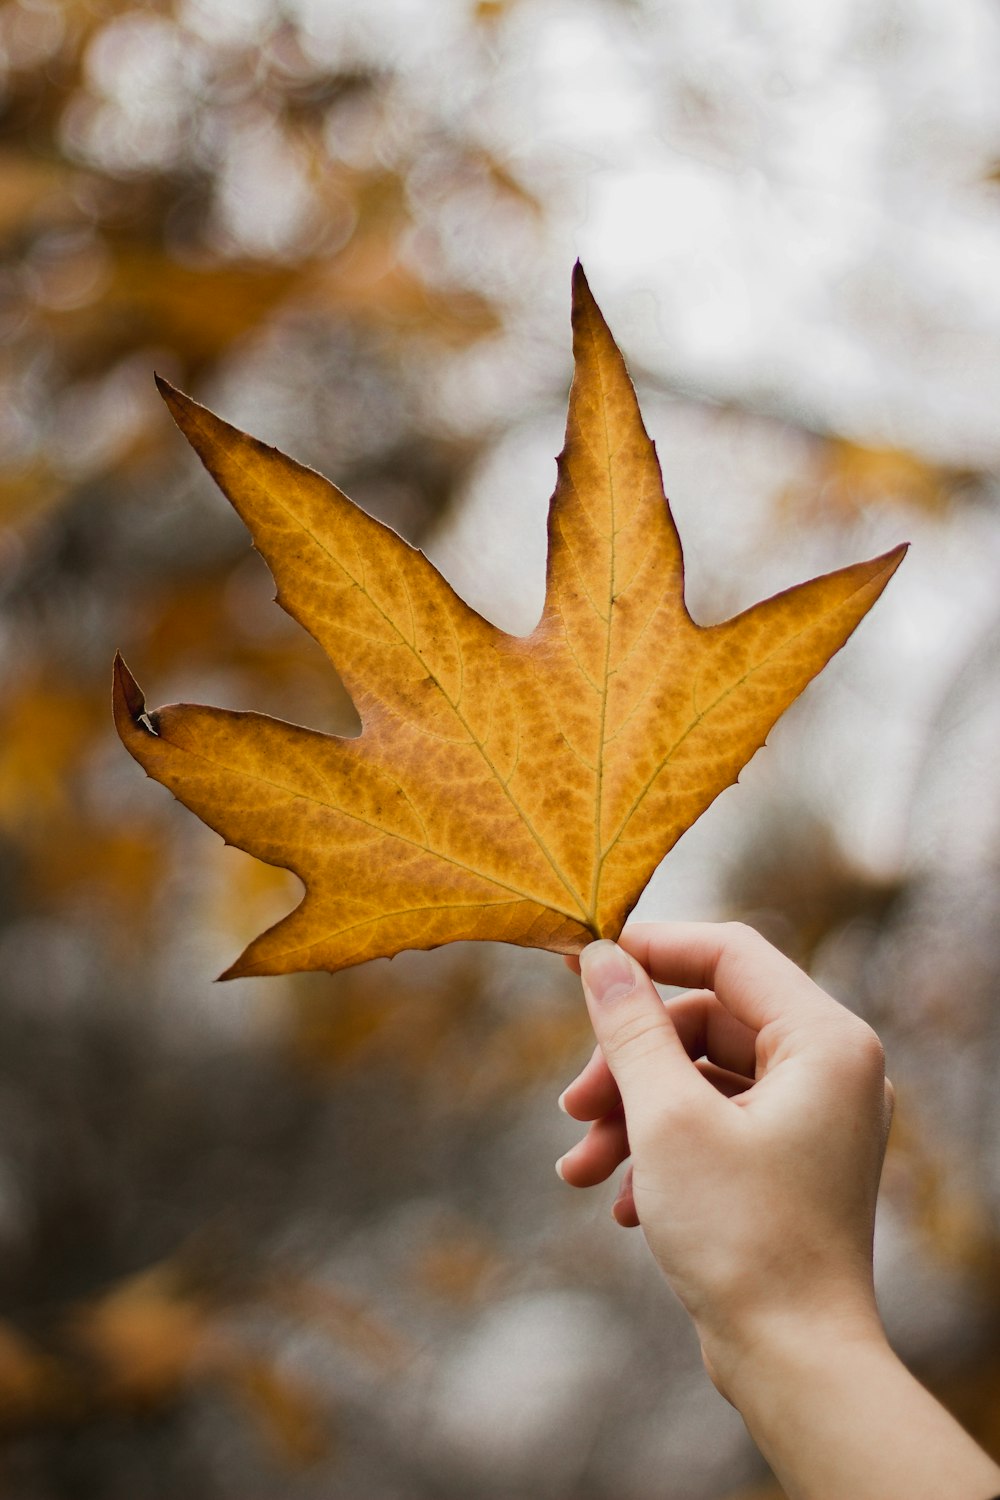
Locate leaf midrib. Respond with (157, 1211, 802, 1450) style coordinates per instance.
(587, 321, 616, 927)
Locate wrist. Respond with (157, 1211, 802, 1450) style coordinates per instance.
(697, 1288, 887, 1408)
(698, 1301, 1000, 1500)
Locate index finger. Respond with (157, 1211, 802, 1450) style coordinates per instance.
(617, 922, 842, 1035)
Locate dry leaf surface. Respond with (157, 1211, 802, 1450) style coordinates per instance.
(114, 267, 905, 976)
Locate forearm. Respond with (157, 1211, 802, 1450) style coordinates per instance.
(712, 1312, 1000, 1500)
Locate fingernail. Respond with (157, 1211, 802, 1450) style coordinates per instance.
(580, 940, 636, 1007)
(554, 1156, 567, 1181)
(557, 1089, 569, 1114)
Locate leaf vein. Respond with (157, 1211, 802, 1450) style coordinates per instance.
(225, 445, 590, 919)
(260, 898, 530, 965)
(165, 732, 583, 922)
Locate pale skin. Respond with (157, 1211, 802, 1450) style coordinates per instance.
(556, 922, 1000, 1500)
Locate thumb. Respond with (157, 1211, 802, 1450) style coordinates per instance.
(579, 940, 703, 1124)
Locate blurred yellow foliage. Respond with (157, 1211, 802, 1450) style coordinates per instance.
(0, 679, 98, 832)
(887, 1107, 1000, 1290)
(73, 1264, 219, 1407)
(289, 948, 589, 1110)
(0, 1244, 407, 1464)
(781, 436, 972, 524)
(223, 1356, 331, 1466)
(414, 1219, 510, 1305)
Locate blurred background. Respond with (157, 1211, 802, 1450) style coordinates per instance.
(0, 0, 999, 1494)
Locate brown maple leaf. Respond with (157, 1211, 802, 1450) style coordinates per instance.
(113, 266, 906, 977)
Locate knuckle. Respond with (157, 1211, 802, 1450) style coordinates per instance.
(606, 1008, 667, 1066)
(721, 920, 760, 952)
(830, 1018, 887, 1086)
(720, 921, 768, 970)
(850, 1021, 886, 1073)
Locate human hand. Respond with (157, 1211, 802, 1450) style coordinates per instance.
(556, 923, 1000, 1499)
(557, 923, 894, 1392)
